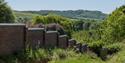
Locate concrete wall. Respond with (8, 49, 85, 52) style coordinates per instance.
(26, 28, 44, 49)
(0, 24, 25, 55)
(58, 35, 68, 48)
(0, 23, 73, 55)
(45, 31, 58, 48)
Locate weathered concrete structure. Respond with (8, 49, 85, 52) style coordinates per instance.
(26, 28, 44, 49)
(58, 35, 68, 48)
(0, 24, 25, 55)
(45, 31, 58, 48)
(0, 23, 81, 55)
(68, 39, 77, 48)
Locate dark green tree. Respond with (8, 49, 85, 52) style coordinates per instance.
(0, 0, 15, 23)
(101, 5, 125, 43)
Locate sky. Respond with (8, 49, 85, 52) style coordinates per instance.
(5, 0, 125, 13)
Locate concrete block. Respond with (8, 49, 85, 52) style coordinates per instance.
(0, 23, 25, 55)
(81, 44, 88, 53)
(58, 35, 68, 48)
(26, 28, 44, 49)
(45, 31, 58, 48)
(68, 39, 76, 48)
(75, 43, 82, 53)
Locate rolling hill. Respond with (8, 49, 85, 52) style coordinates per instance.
(15, 10, 107, 20)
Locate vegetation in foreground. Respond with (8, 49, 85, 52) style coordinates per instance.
(0, 46, 125, 63)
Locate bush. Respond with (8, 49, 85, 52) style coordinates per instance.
(87, 41, 104, 56)
(32, 15, 74, 38)
(104, 43, 123, 54)
(0, 0, 15, 23)
(100, 5, 125, 43)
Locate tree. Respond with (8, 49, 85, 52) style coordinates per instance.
(101, 5, 125, 43)
(0, 0, 15, 23)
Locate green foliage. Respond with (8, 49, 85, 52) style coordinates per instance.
(105, 45, 125, 63)
(14, 11, 41, 23)
(32, 15, 73, 27)
(1, 48, 125, 63)
(32, 15, 62, 24)
(26, 49, 48, 61)
(88, 40, 104, 48)
(32, 15, 75, 38)
(50, 49, 103, 63)
(0, 0, 15, 23)
(72, 5, 125, 56)
(52, 49, 67, 59)
(72, 30, 101, 43)
(72, 31, 91, 43)
(101, 5, 125, 43)
(104, 43, 123, 53)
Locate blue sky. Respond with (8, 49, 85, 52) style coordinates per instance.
(5, 0, 125, 13)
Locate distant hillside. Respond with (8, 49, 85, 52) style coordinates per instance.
(14, 11, 41, 19)
(15, 10, 107, 20)
(14, 11, 41, 22)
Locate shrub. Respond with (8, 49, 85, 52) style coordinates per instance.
(88, 41, 104, 56)
(104, 43, 123, 54)
(100, 5, 125, 43)
(0, 0, 15, 23)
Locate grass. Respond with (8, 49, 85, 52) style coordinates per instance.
(0, 47, 125, 63)
(49, 48, 125, 63)
(49, 52, 104, 63)
(48, 44, 125, 63)
(106, 50, 125, 63)
(0, 48, 104, 63)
